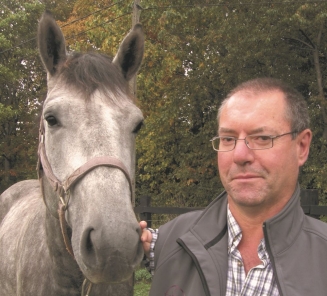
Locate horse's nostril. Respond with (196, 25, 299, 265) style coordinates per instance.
(81, 227, 95, 260)
(85, 228, 94, 253)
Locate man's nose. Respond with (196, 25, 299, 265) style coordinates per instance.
(232, 138, 254, 165)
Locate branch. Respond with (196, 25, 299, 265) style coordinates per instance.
(299, 28, 315, 49)
(2, 154, 9, 161)
(282, 37, 314, 50)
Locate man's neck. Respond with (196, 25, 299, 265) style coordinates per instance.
(228, 202, 270, 274)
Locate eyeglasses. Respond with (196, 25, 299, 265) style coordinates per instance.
(210, 131, 298, 152)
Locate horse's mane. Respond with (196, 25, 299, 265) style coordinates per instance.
(59, 52, 131, 102)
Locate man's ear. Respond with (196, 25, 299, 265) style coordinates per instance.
(297, 129, 312, 166)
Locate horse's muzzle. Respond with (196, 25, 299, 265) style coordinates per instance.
(78, 221, 143, 283)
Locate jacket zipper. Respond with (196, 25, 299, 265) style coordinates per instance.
(176, 238, 211, 296)
(263, 222, 283, 296)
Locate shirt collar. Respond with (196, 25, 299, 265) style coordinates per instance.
(227, 204, 269, 263)
(227, 205, 242, 254)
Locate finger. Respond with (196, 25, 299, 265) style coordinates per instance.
(141, 228, 152, 243)
(139, 220, 147, 230)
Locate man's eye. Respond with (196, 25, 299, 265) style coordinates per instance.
(252, 135, 271, 142)
(259, 135, 271, 141)
(220, 137, 235, 144)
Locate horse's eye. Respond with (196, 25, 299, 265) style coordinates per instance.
(45, 115, 58, 126)
(133, 121, 144, 134)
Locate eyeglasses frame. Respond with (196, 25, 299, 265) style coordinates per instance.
(210, 130, 298, 152)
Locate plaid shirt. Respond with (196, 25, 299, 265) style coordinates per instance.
(227, 207, 279, 295)
(147, 206, 280, 295)
(144, 228, 158, 276)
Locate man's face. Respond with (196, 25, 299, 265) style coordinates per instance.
(217, 90, 311, 215)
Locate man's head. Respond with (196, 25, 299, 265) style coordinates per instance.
(218, 78, 310, 135)
(216, 78, 312, 217)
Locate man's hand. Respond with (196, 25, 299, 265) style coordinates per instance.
(140, 221, 152, 257)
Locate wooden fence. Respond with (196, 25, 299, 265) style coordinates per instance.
(134, 189, 327, 228)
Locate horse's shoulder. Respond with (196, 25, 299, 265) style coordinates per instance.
(0, 179, 40, 222)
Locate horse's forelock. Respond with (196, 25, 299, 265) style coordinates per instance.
(59, 52, 132, 102)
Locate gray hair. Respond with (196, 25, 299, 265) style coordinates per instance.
(217, 78, 310, 136)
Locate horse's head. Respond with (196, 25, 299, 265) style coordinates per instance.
(37, 11, 144, 284)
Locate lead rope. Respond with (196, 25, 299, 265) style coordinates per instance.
(58, 200, 75, 259)
(58, 193, 93, 296)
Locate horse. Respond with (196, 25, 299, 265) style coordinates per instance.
(0, 11, 145, 295)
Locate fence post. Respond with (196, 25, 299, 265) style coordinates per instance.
(139, 195, 152, 228)
(301, 189, 319, 219)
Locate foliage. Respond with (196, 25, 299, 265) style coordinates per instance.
(59, 0, 131, 54)
(0, 0, 77, 193)
(0, 0, 44, 192)
(134, 267, 152, 282)
(135, 0, 327, 207)
(134, 281, 151, 296)
(40, 0, 75, 21)
(134, 268, 151, 295)
(2, 0, 327, 211)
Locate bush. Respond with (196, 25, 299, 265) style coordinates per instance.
(134, 268, 151, 295)
(135, 268, 152, 282)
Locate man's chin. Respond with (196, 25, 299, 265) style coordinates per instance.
(228, 187, 267, 208)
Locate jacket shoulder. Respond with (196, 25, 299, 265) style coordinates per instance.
(155, 192, 228, 260)
(153, 210, 203, 266)
(158, 210, 203, 246)
(303, 215, 327, 240)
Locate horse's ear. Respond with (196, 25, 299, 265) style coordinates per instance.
(38, 11, 67, 77)
(113, 24, 144, 81)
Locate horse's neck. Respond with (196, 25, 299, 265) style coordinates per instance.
(0, 180, 40, 222)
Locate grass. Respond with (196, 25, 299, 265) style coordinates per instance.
(134, 281, 151, 296)
(134, 267, 151, 295)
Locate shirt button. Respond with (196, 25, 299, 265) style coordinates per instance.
(238, 261, 243, 266)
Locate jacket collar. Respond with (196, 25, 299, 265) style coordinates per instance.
(264, 184, 304, 255)
(191, 191, 228, 246)
(189, 183, 303, 255)
(178, 192, 229, 296)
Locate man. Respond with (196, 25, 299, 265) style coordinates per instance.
(140, 78, 327, 296)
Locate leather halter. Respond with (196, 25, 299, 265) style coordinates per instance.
(37, 117, 135, 260)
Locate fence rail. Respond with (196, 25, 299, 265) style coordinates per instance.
(135, 189, 327, 227)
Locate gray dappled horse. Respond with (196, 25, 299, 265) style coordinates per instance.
(0, 11, 145, 295)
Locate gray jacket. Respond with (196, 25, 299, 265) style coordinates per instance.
(149, 185, 327, 296)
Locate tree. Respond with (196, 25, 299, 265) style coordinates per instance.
(0, 0, 76, 193)
(0, 0, 45, 192)
(135, 0, 327, 206)
(56, 0, 327, 207)
(2, 0, 327, 208)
